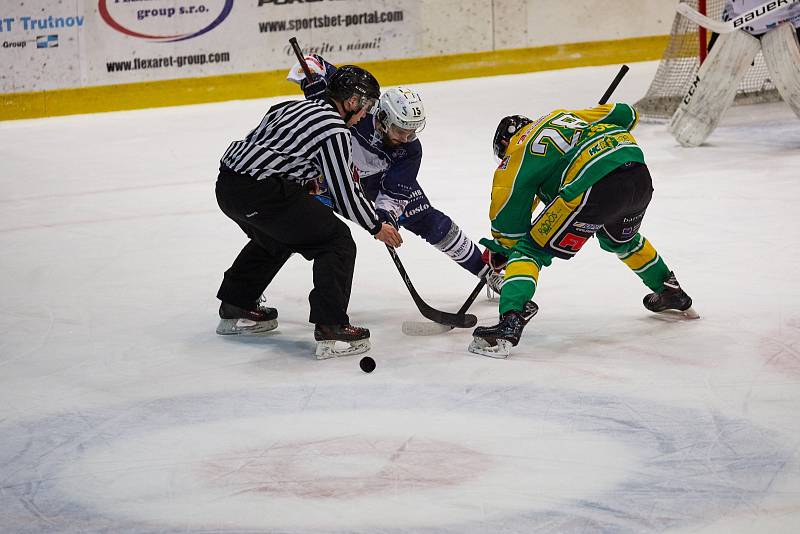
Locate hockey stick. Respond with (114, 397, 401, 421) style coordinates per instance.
(404, 64, 630, 336)
(387, 246, 478, 329)
(289, 37, 316, 80)
(677, 0, 799, 34)
(599, 64, 629, 105)
(403, 276, 487, 335)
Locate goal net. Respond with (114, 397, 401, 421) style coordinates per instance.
(635, 0, 781, 122)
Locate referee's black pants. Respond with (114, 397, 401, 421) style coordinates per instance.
(215, 167, 356, 325)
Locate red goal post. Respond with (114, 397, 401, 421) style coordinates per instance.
(635, 0, 781, 122)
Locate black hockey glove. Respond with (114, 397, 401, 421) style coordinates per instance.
(376, 209, 400, 230)
(300, 55, 337, 100)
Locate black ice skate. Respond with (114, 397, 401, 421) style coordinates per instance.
(216, 301, 278, 335)
(643, 272, 699, 320)
(314, 324, 371, 359)
(468, 301, 539, 358)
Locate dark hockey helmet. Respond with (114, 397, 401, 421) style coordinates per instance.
(493, 115, 533, 159)
(326, 65, 380, 103)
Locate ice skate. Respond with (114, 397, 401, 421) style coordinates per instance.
(468, 301, 538, 358)
(643, 272, 699, 320)
(314, 324, 371, 359)
(216, 301, 278, 335)
(485, 270, 504, 301)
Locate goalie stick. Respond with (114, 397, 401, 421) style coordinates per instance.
(677, 0, 800, 33)
(403, 64, 631, 336)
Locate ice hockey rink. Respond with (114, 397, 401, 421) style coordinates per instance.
(2, 61, 799, 533)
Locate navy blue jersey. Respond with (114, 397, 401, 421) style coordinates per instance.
(349, 114, 423, 219)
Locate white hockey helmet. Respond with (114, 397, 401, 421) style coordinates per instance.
(376, 87, 426, 142)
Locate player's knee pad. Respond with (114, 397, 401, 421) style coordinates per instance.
(761, 22, 800, 119)
(433, 220, 478, 263)
(432, 218, 458, 250)
(504, 257, 541, 285)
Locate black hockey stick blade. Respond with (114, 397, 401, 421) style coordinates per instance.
(402, 276, 486, 336)
(386, 246, 477, 328)
(598, 65, 629, 105)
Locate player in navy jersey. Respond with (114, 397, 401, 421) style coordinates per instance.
(288, 56, 492, 284)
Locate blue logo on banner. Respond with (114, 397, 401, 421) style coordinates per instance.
(36, 34, 59, 48)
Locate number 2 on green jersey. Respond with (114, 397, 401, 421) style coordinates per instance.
(529, 114, 587, 156)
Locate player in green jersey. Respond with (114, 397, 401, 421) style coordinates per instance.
(470, 103, 698, 358)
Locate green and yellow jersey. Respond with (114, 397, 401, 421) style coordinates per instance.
(488, 103, 642, 253)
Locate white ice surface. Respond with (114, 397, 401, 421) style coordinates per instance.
(1, 62, 799, 533)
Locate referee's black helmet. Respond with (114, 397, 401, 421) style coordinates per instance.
(326, 65, 380, 103)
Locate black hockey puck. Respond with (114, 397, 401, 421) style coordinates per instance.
(359, 356, 376, 373)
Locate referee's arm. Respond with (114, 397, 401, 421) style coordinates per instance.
(317, 132, 382, 235)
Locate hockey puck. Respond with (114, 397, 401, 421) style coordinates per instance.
(359, 356, 376, 373)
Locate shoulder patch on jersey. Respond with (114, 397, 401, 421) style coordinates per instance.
(507, 123, 537, 154)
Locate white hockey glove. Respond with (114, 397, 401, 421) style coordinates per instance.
(286, 54, 337, 100)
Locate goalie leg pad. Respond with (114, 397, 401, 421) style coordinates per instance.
(761, 23, 800, 119)
(669, 30, 761, 147)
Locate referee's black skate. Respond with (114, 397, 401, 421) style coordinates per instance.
(643, 272, 699, 319)
(468, 301, 538, 359)
(314, 324, 371, 359)
(216, 301, 278, 335)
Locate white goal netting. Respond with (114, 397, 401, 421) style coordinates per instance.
(635, 0, 781, 122)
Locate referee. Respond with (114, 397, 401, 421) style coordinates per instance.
(214, 65, 402, 357)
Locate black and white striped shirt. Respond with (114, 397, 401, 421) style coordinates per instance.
(221, 98, 380, 234)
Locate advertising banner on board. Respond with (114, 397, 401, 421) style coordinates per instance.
(2, 0, 421, 93)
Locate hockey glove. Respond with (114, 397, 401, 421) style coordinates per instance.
(301, 76, 328, 100)
(376, 208, 400, 230)
(481, 248, 508, 272)
(287, 54, 337, 100)
(300, 55, 337, 100)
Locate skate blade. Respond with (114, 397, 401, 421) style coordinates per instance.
(654, 306, 700, 321)
(315, 339, 371, 360)
(402, 320, 454, 336)
(485, 286, 499, 302)
(468, 337, 511, 359)
(216, 318, 278, 335)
